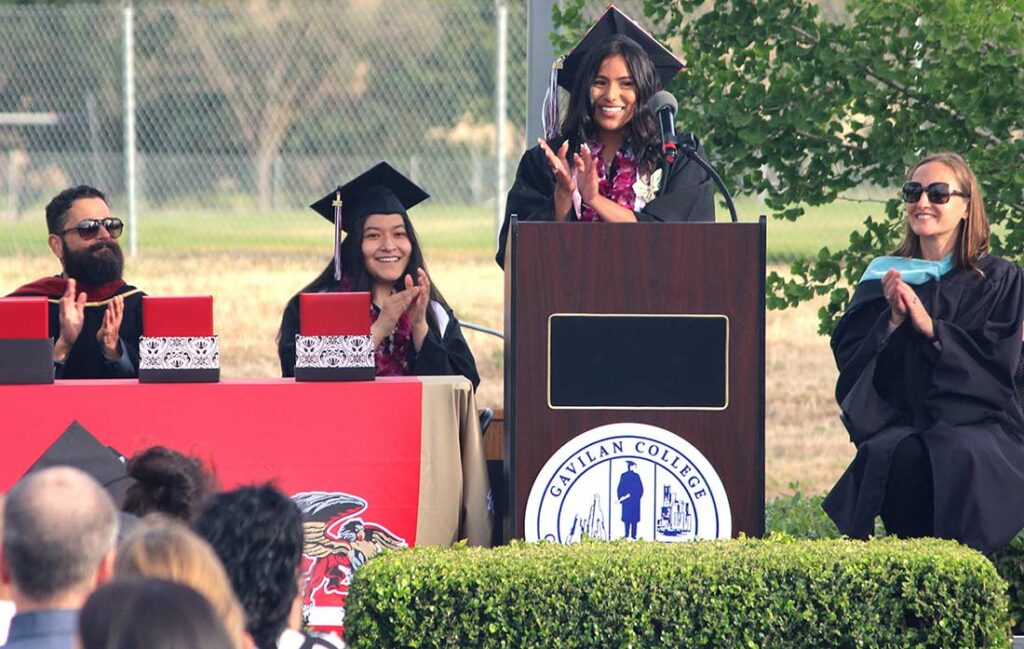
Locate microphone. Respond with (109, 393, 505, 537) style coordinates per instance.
(648, 91, 678, 164)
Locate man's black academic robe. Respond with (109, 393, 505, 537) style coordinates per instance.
(823, 255, 1024, 554)
(9, 278, 144, 379)
(495, 136, 716, 268)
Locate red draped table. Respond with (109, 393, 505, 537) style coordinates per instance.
(0, 375, 490, 630)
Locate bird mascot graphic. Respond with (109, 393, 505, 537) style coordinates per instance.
(293, 491, 407, 615)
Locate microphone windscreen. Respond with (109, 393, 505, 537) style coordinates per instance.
(647, 90, 678, 114)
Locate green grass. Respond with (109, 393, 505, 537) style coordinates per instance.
(0, 198, 892, 261)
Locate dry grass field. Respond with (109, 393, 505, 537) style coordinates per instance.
(0, 250, 853, 499)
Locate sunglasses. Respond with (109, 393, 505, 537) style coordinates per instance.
(60, 218, 124, 241)
(901, 182, 970, 205)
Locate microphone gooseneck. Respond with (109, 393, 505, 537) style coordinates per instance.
(646, 92, 739, 223)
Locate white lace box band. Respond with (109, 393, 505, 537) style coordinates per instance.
(138, 335, 220, 383)
(293, 334, 375, 382)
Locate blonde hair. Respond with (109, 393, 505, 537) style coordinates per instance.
(115, 515, 248, 649)
(893, 151, 989, 270)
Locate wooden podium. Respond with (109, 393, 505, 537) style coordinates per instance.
(503, 221, 765, 541)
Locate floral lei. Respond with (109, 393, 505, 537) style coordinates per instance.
(338, 275, 412, 376)
(580, 140, 638, 222)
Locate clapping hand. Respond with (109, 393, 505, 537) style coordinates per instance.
(372, 285, 418, 346)
(573, 143, 600, 205)
(883, 269, 934, 339)
(539, 138, 577, 196)
(97, 295, 124, 360)
(54, 279, 86, 361)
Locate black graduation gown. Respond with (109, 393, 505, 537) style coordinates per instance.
(495, 135, 716, 268)
(278, 294, 480, 391)
(822, 255, 1024, 554)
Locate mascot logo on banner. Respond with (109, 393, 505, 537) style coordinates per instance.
(525, 423, 731, 543)
(292, 491, 407, 629)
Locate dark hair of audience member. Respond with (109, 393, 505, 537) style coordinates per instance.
(193, 484, 304, 649)
(44, 185, 107, 235)
(122, 446, 219, 523)
(79, 576, 235, 649)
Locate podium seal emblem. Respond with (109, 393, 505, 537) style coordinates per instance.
(525, 423, 731, 543)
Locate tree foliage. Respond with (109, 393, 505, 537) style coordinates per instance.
(557, 0, 1024, 334)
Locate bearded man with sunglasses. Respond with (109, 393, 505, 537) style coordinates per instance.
(7, 185, 144, 379)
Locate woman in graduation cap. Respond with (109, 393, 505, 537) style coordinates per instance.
(495, 5, 715, 268)
(823, 152, 1024, 555)
(277, 162, 480, 389)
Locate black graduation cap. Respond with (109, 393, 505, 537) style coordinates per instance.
(557, 5, 684, 91)
(309, 162, 430, 281)
(543, 5, 684, 138)
(25, 420, 134, 507)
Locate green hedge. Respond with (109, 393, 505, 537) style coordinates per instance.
(344, 537, 1009, 648)
(765, 484, 1024, 635)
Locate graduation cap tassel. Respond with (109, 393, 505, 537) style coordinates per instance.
(542, 58, 563, 141)
(332, 191, 343, 283)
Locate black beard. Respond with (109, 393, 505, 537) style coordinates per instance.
(62, 239, 124, 285)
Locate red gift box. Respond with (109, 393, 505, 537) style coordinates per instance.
(143, 296, 214, 337)
(299, 293, 371, 336)
(0, 297, 49, 339)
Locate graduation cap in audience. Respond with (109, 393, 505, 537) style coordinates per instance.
(309, 162, 430, 282)
(25, 420, 134, 507)
(543, 5, 684, 137)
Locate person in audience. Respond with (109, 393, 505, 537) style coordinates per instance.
(193, 484, 343, 649)
(824, 152, 1024, 554)
(77, 577, 235, 649)
(114, 516, 251, 649)
(495, 6, 715, 267)
(121, 446, 219, 524)
(0, 467, 118, 649)
(7, 186, 144, 379)
(0, 495, 14, 646)
(277, 162, 479, 390)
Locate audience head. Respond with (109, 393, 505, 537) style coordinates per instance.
(895, 151, 989, 269)
(115, 516, 249, 649)
(0, 467, 118, 608)
(78, 576, 235, 649)
(122, 446, 219, 524)
(194, 484, 304, 649)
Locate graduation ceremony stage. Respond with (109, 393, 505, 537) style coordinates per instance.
(0, 375, 490, 630)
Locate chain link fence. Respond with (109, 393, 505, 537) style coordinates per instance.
(0, 0, 529, 255)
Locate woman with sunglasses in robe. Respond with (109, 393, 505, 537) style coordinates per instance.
(495, 6, 715, 268)
(7, 185, 144, 379)
(823, 152, 1024, 555)
(278, 163, 479, 390)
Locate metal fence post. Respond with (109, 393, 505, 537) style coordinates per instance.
(495, 0, 508, 239)
(123, 0, 137, 256)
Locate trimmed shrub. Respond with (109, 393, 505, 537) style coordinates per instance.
(345, 537, 1009, 648)
(767, 484, 1024, 635)
(992, 531, 1024, 634)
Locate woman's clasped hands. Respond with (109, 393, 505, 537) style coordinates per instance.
(371, 268, 431, 349)
(883, 268, 935, 340)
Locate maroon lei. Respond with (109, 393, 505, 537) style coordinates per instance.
(579, 140, 638, 222)
(338, 275, 412, 376)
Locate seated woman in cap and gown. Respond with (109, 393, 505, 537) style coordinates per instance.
(278, 162, 479, 390)
(496, 6, 715, 268)
(823, 152, 1024, 555)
